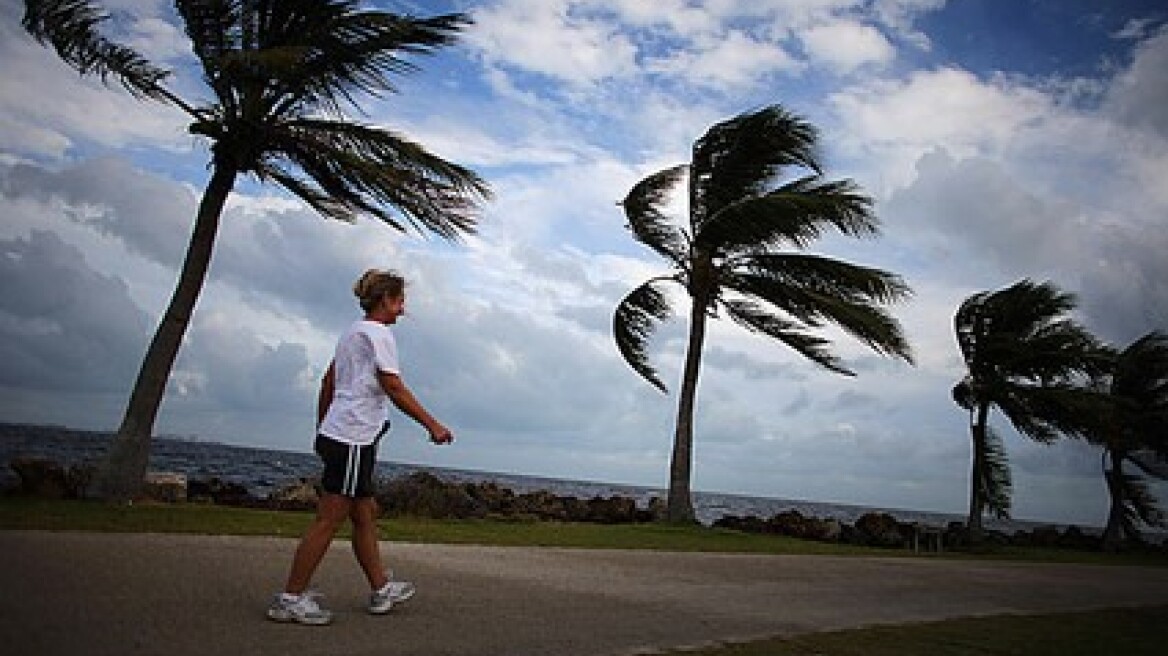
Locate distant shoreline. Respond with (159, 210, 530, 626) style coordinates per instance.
(0, 420, 1108, 533)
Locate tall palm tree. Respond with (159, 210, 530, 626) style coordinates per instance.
(1095, 331, 1168, 551)
(22, 0, 490, 500)
(952, 280, 1109, 539)
(613, 105, 914, 523)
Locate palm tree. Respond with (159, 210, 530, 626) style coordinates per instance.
(1095, 331, 1168, 551)
(952, 280, 1109, 539)
(613, 105, 914, 523)
(22, 0, 491, 500)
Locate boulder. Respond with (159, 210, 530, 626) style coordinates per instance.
(585, 495, 638, 524)
(378, 471, 485, 519)
(144, 471, 187, 503)
(854, 512, 906, 547)
(268, 477, 320, 510)
(188, 477, 252, 505)
(7, 457, 92, 499)
(768, 510, 809, 537)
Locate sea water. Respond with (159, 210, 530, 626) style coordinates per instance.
(0, 422, 1079, 532)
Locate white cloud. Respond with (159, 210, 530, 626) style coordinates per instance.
(800, 19, 896, 73)
(830, 67, 1056, 191)
(0, 5, 189, 158)
(468, 0, 639, 88)
(648, 28, 802, 91)
(1104, 25, 1168, 139)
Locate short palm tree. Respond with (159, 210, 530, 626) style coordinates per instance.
(614, 105, 914, 523)
(952, 280, 1109, 539)
(1095, 331, 1168, 551)
(23, 0, 490, 500)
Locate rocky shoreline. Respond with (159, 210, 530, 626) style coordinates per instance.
(9, 455, 1163, 554)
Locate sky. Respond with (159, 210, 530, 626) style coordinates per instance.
(1, 0, 1166, 528)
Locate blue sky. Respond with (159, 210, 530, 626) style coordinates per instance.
(1, 0, 1166, 527)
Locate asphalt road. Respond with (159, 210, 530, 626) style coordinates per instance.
(4, 530, 1168, 655)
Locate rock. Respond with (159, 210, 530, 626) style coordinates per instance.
(187, 477, 251, 505)
(378, 471, 485, 519)
(809, 518, 843, 542)
(9, 457, 68, 498)
(585, 495, 638, 524)
(768, 510, 809, 537)
(646, 496, 667, 522)
(267, 477, 320, 510)
(713, 514, 768, 533)
(7, 457, 97, 499)
(854, 512, 905, 547)
(465, 481, 514, 512)
(144, 471, 187, 503)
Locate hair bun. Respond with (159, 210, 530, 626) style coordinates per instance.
(353, 269, 383, 299)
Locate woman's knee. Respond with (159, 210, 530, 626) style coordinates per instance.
(349, 497, 380, 525)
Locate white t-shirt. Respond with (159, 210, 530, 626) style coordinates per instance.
(318, 319, 401, 446)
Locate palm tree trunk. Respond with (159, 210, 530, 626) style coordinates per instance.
(94, 164, 237, 501)
(1102, 450, 1126, 552)
(966, 402, 990, 541)
(667, 260, 713, 524)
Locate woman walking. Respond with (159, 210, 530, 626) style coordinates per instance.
(268, 269, 453, 625)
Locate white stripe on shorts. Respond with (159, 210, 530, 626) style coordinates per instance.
(344, 444, 360, 496)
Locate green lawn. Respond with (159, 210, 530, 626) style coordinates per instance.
(664, 605, 1168, 656)
(3, 497, 1166, 566)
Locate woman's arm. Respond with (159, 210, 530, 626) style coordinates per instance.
(318, 362, 336, 428)
(377, 371, 453, 444)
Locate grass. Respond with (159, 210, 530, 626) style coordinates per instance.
(0, 497, 891, 554)
(3, 497, 1166, 565)
(4, 497, 1167, 655)
(664, 605, 1168, 655)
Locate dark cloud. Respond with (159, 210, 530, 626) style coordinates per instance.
(170, 320, 315, 412)
(884, 148, 1168, 346)
(0, 229, 150, 392)
(702, 345, 806, 382)
(0, 158, 196, 267)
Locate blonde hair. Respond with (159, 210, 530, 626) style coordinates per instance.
(353, 269, 405, 313)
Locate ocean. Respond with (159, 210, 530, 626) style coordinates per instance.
(0, 422, 1076, 532)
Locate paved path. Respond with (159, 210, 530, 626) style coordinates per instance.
(4, 530, 1168, 655)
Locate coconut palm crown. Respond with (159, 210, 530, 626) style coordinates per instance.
(614, 105, 914, 523)
(1095, 331, 1168, 550)
(23, 0, 491, 500)
(952, 279, 1110, 538)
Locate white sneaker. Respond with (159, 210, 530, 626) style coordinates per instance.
(267, 591, 333, 626)
(369, 576, 416, 615)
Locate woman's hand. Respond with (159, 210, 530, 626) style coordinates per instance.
(429, 424, 454, 445)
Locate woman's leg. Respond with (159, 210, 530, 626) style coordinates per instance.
(283, 492, 352, 594)
(350, 496, 389, 590)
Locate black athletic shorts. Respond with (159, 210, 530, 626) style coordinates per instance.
(315, 423, 388, 498)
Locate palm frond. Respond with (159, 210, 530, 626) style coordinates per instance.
(263, 118, 489, 239)
(613, 279, 675, 392)
(722, 299, 851, 375)
(956, 279, 1109, 431)
(1113, 331, 1168, 444)
(272, 4, 471, 116)
(1129, 449, 1168, 479)
(697, 176, 879, 254)
(690, 105, 820, 228)
(1118, 471, 1165, 528)
(981, 425, 1013, 519)
(621, 165, 689, 266)
(23, 0, 171, 100)
(990, 382, 1097, 438)
(724, 256, 914, 364)
(738, 253, 912, 304)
